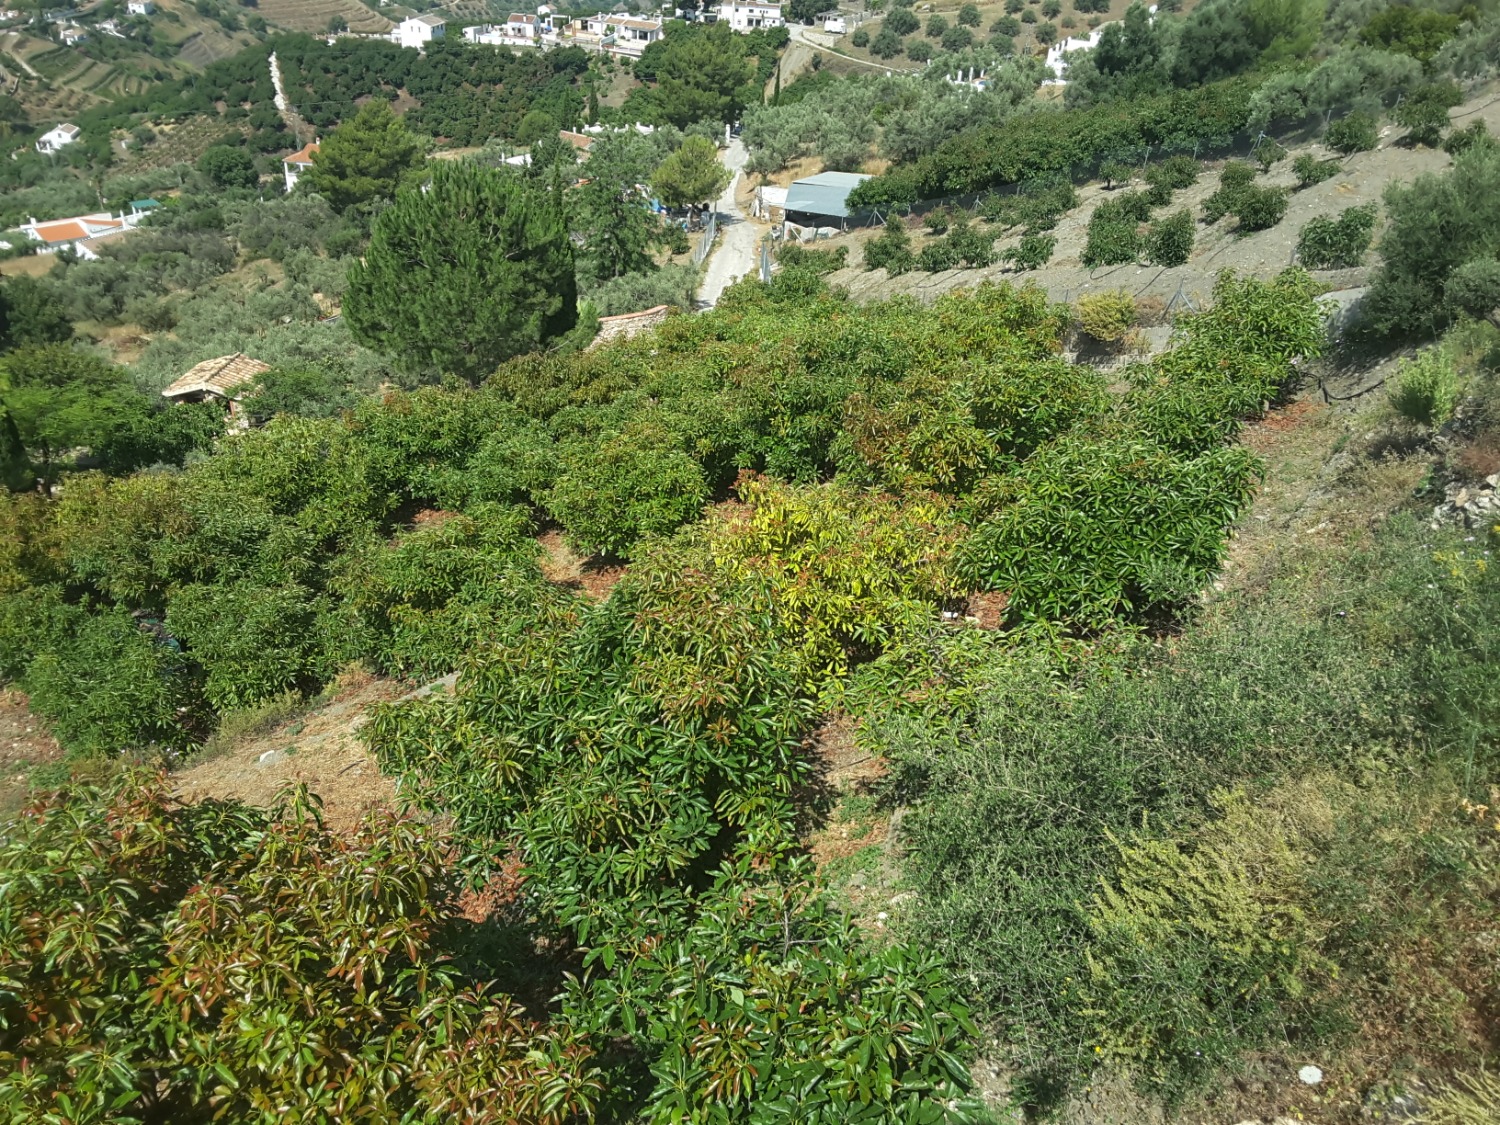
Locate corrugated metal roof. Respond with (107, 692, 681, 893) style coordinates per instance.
(783, 171, 872, 219)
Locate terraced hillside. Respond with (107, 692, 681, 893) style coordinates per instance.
(256, 0, 392, 34)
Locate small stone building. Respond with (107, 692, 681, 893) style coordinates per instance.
(160, 353, 272, 429)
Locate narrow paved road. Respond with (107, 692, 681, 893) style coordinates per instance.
(696, 138, 760, 308)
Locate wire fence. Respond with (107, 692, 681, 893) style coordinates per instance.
(692, 211, 718, 267)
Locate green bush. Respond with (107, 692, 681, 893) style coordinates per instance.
(1006, 231, 1056, 270)
(1325, 111, 1378, 155)
(1254, 138, 1288, 172)
(1443, 119, 1491, 156)
(1082, 208, 1141, 268)
(1101, 159, 1133, 189)
(1202, 160, 1255, 223)
(1144, 155, 1199, 205)
(0, 772, 599, 1123)
(1232, 183, 1289, 232)
(863, 217, 917, 274)
(22, 607, 200, 756)
(1293, 152, 1341, 189)
(1359, 141, 1500, 340)
(1396, 82, 1462, 147)
(906, 37, 933, 60)
(1296, 203, 1377, 269)
(1145, 209, 1195, 266)
(776, 243, 849, 275)
(1444, 258, 1500, 325)
(1388, 345, 1460, 426)
(851, 26, 869, 46)
(922, 208, 952, 234)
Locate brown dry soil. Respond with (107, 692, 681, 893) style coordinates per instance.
(173, 669, 408, 831)
(0, 689, 65, 819)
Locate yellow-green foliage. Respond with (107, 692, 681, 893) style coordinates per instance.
(1390, 345, 1462, 426)
(628, 475, 964, 704)
(1422, 1070, 1500, 1125)
(1076, 289, 1138, 343)
(1083, 784, 1334, 1078)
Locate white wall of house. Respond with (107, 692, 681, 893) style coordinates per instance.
(36, 124, 79, 154)
(393, 14, 445, 49)
(725, 1, 781, 31)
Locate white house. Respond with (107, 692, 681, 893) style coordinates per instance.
(283, 139, 319, 192)
(36, 123, 79, 154)
(59, 23, 87, 43)
(394, 12, 445, 49)
(823, 15, 845, 33)
(10, 208, 152, 259)
(505, 12, 538, 37)
(725, 0, 781, 30)
(126, 0, 154, 14)
(611, 15, 662, 54)
(1043, 26, 1106, 83)
(463, 23, 503, 43)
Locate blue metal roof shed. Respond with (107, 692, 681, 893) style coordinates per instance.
(783, 171, 873, 221)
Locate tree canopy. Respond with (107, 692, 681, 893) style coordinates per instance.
(301, 100, 426, 214)
(345, 163, 578, 382)
(651, 135, 730, 212)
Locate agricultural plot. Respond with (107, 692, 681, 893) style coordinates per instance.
(257, 0, 391, 34)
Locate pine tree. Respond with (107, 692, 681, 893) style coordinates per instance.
(301, 100, 424, 215)
(345, 163, 577, 383)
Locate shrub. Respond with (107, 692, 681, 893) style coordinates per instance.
(1326, 111, 1378, 155)
(942, 24, 975, 49)
(851, 26, 869, 46)
(923, 208, 952, 234)
(1254, 138, 1288, 172)
(1007, 231, 1056, 270)
(1202, 160, 1254, 223)
(1296, 203, 1377, 269)
(777, 243, 849, 274)
(1076, 289, 1138, 343)
(547, 430, 709, 558)
(1021, 7, 1036, 21)
(1232, 184, 1289, 233)
(1082, 210, 1141, 268)
(870, 26, 905, 56)
(884, 6, 918, 34)
(863, 217, 916, 274)
(1143, 155, 1199, 205)
(1101, 159, 1133, 189)
(1293, 152, 1341, 189)
(0, 772, 599, 1124)
(1396, 82, 1462, 147)
(992, 13, 1021, 34)
(1444, 258, 1500, 325)
(958, 2, 981, 24)
(925, 13, 947, 35)
(1359, 140, 1500, 339)
(1388, 346, 1460, 426)
(906, 38, 933, 60)
(1145, 209, 1195, 266)
(918, 239, 961, 272)
(1442, 119, 1490, 156)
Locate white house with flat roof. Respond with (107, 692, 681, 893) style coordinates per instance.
(726, 0, 781, 30)
(36, 123, 80, 154)
(394, 12, 445, 49)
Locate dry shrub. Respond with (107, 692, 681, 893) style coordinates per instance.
(1076, 288, 1138, 344)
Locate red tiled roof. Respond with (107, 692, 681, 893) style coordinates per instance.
(559, 130, 595, 151)
(285, 141, 320, 166)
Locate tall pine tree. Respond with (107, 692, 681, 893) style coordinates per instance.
(345, 163, 577, 382)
